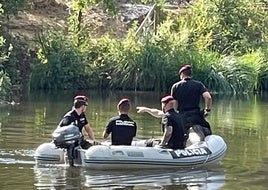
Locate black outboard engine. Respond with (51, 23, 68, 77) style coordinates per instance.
(52, 124, 82, 166)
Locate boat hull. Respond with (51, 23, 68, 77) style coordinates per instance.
(34, 135, 227, 169)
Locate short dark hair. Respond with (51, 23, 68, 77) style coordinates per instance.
(183, 68, 192, 76)
(74, 100, 87, 108)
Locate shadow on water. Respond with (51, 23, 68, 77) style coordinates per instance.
(33, 164, 226, 190)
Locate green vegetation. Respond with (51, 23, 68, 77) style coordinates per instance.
(1, 0, 268, 101)
(0, 3, 12, 100)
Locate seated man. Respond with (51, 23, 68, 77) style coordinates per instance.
(137, 95, 187, 149)
(103, 98, 137, 145)
(158, 95, 187, 149)
(58, 95, 99, 149)
(137, 102, 207, 146)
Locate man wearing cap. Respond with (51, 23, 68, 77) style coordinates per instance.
(58, 95, 99, 149)
(158, 95, 187, 149)
(171, 64, 212, 136)
(136, 96, 187, 149)
(103, 98, 137, 145)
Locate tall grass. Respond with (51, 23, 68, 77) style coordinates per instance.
(29, 0, 268, 94)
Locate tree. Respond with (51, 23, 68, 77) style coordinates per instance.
(0, 0, 28, 21)
(0, 3, 12, 101)
(68, 0, 117, 45)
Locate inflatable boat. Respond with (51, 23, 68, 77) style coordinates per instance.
(34, 125, 227, 169)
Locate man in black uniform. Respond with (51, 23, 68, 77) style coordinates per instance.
(103, 98, 137, 145)
(171, 64, 212, 136)
(58, 95, 99, 149)
(159, 95, 187, 149)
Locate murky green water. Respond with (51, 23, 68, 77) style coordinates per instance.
(0, 90, 268, 189)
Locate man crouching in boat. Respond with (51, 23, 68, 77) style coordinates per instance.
(58, 95, 100, 149)
(171, 64, 212, 138)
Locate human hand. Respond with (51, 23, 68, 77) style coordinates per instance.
(136, 106, 147, 113)
(93, 140, 101, 145)
(203, 108, 211, 117)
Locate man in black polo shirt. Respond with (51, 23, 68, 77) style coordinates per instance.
(58, 95, 99, 149)
(159, 95, 187, 149)
(171, 64, 212, 136)
(103, 98, 137, 145)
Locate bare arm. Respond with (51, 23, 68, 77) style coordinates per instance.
(202, 91, 212, 110)
(136, 106, 164, 118)
(159, 125, 173, 146)
(84, 123, 96, 141)
(174, 100, 178, 111)
(102, 130, 109, 138)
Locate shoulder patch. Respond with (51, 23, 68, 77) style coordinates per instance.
(162, 116, 168, 125)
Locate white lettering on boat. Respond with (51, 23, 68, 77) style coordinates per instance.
(172, 147, 212, 158)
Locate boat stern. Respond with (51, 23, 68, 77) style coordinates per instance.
(34, 142, 65, 164)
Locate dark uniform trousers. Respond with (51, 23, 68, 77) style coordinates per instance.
(180, 109, 212, 138)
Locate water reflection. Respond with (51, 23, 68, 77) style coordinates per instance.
(33, 165, 225, 190)
(34, 165, 83, 190)
(84, 168, 225, 190)
(2, 90, 268, 189)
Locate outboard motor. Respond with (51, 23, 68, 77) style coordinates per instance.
(52, 124, 82, 166)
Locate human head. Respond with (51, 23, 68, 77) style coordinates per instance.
(178, 64, 192, 79)
(73, 95, 88, 109)
(161, 95, 174, 112)
(117, 98, 131, 113)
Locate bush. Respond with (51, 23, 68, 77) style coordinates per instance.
(29, 0, 268, 94)
(31, 31, 87, 90)
(171, 0, 268, 55)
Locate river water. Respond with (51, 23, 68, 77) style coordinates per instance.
(0, 90, 268, 190)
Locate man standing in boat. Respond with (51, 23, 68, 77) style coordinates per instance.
(171, 64, 212, 137)
(103, 98, 137, 145)
(58, 95, 100, 149)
